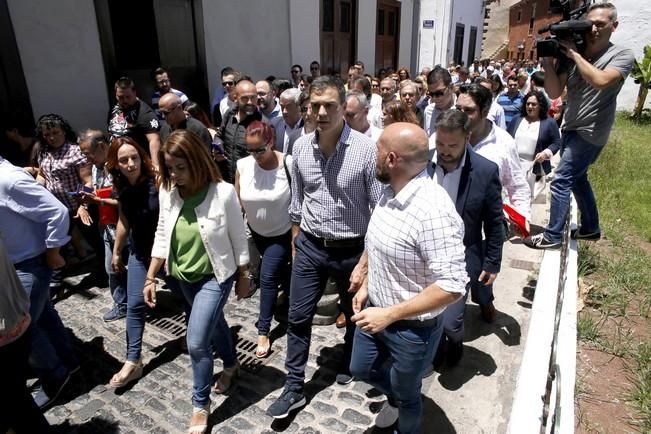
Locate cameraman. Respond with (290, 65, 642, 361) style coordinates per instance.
(525, 2, 634, 249)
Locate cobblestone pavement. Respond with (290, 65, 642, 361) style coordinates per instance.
(42, 228, 543, 434)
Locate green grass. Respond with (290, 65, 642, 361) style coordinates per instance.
(577, 113, 651, 427)
(591, 113, 651, 243)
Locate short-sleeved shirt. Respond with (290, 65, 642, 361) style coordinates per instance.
(151, 88, 189, 121)
(218, 109, 263, 183)
(37, 142, 88, 212)
(561, 42, 635, 146)
(107, 100, 160, 152)
(118, 177, 159, 261)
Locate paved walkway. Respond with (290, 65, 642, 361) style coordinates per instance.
(43, 206, 546, 434)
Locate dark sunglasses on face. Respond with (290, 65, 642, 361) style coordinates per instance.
(247, 146, 267, 155)
(428, 89, 447, 98)
(222, 81, 235, 87)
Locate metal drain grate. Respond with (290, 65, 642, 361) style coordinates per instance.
(510, 259, 536, 271)
(147, 311, 187, 338)
(235, 335, 278, 373)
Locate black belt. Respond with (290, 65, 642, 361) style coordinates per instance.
(303, 231, 364, 249)
(394, 317, 439, 328)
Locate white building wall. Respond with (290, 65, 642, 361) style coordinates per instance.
(417, 0, 452, 70)
(202, 0, 292, 104)
(357, 0, 378, 71)
(610, 0, 651, 111)
(289, 0, 321, 73)
(448, 0, 484, 66)
(7, 0, 109, 130)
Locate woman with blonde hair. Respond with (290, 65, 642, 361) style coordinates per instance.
(144, 130, 249, 434)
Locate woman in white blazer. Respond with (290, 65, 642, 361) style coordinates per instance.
(143, 130, 249, 434)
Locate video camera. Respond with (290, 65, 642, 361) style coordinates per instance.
(536, 0, 593, 58)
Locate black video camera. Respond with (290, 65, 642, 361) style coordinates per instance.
(536, 0, 593, 58)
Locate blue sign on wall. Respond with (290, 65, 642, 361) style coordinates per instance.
(423, 20, 434, 29)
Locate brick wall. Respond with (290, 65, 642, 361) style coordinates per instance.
(507, 0, 561, 61)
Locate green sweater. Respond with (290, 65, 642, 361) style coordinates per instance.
(169, 186, 213, 282)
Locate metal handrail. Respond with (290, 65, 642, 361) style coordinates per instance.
(540, 208, 572, 433)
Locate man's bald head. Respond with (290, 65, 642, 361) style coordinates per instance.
(236, 80, 258, 116)
(159, 92, 181, 109)
(380, 123, 429, 165)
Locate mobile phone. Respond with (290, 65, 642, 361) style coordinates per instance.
(211, 141, 224, 155)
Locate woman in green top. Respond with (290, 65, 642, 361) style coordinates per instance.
(144, 130, 250, 434)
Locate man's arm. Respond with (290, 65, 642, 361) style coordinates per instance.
(562, 44, 626, 90)
(481, 164, 505, 279)
(146, 132, 161, 168)
(541, 57, 568, 99)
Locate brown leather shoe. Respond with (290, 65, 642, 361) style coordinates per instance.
(480, 302, 496, 323)
(335, 312, 347, 328)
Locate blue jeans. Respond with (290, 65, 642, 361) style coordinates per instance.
(545, 131, 605, 243)
(250, 229, 291, 336)
(14, 255, 78, 389)
(125, 253, 148, 361)
(285, 232, 362, 390)
(350, 319, 442, 434)
(172, 273, 237, 408)
(104, 229, 127, 308)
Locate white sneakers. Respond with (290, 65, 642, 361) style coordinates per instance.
(375, 401, 399, 428)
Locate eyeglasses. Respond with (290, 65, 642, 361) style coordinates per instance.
(222, 81, 235, 87)
(300, 106, 309, 113)
(428, 89, 447, 98)
(157, 79, 170, 85)
(310, 67, 319, 71)
(246, 146, 267, 155)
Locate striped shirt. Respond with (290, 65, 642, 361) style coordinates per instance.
(366, 170, 468, 321)
(289, 123, 383, 239)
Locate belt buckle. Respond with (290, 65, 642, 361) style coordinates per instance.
(323, 238, 333, 247)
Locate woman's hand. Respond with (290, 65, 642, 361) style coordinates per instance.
(111, 254, 125, 273)
(143, 279, 157, 308)
(79, 191, 101, 205)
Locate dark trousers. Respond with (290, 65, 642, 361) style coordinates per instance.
(284, 232, 363, 390)
(0, 331, 51, 433)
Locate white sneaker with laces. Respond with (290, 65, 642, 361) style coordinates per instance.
(375, 401, 399, 428)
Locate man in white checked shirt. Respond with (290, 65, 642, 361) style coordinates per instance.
(349, 123, 468, 434)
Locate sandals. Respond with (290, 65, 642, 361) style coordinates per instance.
(109, 360, 143, 388)
(255, 336, 271, 359)
(213, 363, 239, 394)
(188, 403, 210, 434)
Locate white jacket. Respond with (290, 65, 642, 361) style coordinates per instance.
(151, 182, 249, 283)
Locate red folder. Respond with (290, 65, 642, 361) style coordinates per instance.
(503, 203, 530, 238)
(96, 187, 118, 226)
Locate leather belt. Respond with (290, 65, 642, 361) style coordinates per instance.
(303, 231, 364, 249)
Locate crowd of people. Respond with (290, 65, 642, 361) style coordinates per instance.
(0, 2, 635, 433)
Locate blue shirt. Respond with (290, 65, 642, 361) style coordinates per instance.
(497, 92, 524, 129)
(289, 123, 383, 239)
(0, 157, 71, 263)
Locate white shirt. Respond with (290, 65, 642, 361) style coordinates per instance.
(423, 95, 456, 137)
(363, 124, 383, 143)
(236, 155, 292, 237)
(368, 106, 384, 129)
(488, 101, 507, 130)
(366, 170, 468, 321)
(369, 93, 382, 111)
(432, 148, 467, 204)
(472, 123, 531, 219)
(514, 118, 540, 162)
(219, 96, 236, 118)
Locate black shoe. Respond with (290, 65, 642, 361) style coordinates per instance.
(33, 372, 71, 409)
(570, 228, 601, 241)
(447, 341, 464, 367)
(267, 387, 306, 419)
(524, 233, 561, 250)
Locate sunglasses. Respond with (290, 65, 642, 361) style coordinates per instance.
(310, 67, 319, 71)
(159, 104, 179, 115)
(428, 89, 447, 98)
(247, 146, 267, 155)
(222, 81, 235, 87)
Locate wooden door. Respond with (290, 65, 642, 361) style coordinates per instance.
(320, 0, 357, 77)
(375, 0, 400, 74)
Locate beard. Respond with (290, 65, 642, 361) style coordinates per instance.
(375, 164, 391, 184)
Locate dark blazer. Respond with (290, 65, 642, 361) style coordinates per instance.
(431, 148, 504, 280)
(507, 115, 561, 175)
